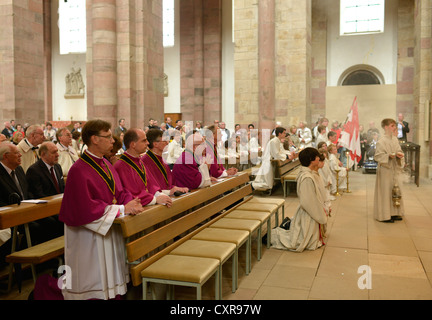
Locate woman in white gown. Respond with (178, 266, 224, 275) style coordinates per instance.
(271, 148, 329, 252)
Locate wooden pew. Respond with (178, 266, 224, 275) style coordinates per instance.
(114, 172, 258, 299)
(271, 158, 300, 197)
(0, 194, 64, 291)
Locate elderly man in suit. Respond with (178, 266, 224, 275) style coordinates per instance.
(26, 142, 65, 197)
(0, 142, 29, 267)
(25, 142, 65, 242)
(0, 142, 30, 206)
(0, 142, 38, 267)
(17, 124, 45, 173)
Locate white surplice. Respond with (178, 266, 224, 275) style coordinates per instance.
(271, 167, 328, 252)
(328, 153, 347, 193)
(252, 136, 288, 190)
(373, 134, 405, 221)
(62, 205, 129, 300)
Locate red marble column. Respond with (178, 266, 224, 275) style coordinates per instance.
(258, 0, 275, 132)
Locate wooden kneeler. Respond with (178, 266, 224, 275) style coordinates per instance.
(246, 197, 286, 225)
(225, 209, 272, 249)
(170, 240, 237, 299)
(192, 228, 250, 289)
(141, 255, 220, 300)
(209, 218, 261, 262)
(236, 202, 279, 229)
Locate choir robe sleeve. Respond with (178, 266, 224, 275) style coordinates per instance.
(141, 153, 173, 190)
(172, 152, 211, 189)
(59, 159, 133, 227)
(84, 204, 123, 236)
(114, 159, 160, 206)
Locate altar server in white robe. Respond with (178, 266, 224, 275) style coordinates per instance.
(59, 120, 143, 300)
(373, 118, 405, 222)
(252, 127, 296, 190)
(318, 148, 334, 202)
(328, 143, 348, 194)
(271, 148, 329, 252)
(297, 121, 313, 149)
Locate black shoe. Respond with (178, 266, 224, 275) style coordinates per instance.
(391, 216, 403, 221)
(382, 219, 394, 223)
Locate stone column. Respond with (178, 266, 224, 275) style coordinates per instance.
(413, 0, 432, 177)
(258, 0, 276, 132)
(275, 0, 312, 127)
(311, 0, 328, 123)
(0, 1, 45, 124)
(234, 0, 259, 128)
(87, 0, 117, 124)
(180, 0, 222, 124)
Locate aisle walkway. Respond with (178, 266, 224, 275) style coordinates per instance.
(219, 170, 432, 300)
(2, 170, 432, 300)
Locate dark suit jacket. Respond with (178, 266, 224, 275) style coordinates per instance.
(25, 159, 65, 199)
(0, 164, 30, 206)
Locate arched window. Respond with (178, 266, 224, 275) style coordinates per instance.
(339, 65, 384, 86)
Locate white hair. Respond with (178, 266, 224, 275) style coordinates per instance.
(0, 142, 14, 161)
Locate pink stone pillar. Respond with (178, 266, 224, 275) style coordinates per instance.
(0, 1, 45, 124)
(88, 0, 117, 124)
(258, 0, 275, 132)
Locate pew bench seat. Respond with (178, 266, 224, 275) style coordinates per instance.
(280, 166, 301, 197)
(6, 236, 64, 265)
(141, 255, 220, 300)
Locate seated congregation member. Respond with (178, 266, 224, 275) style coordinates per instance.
(59, 119, 143, 300)
(373, 118, 405, 223)
(25, 142, 64, 241)
(327, 130, 338, 147)
(204, 125, 238, 178)
(114, 128, 173, 208)
(327, 144, 349, 194)
(297, 121, 313, 149)
(172, 131, 214, 190)
(317, 149, 335, 202)
(104, 135, 123, 166)
(17, 124, 45, 173)
(252, 126, 296, 191)
(315, 125, 328, 146)
(166, 130, 184, 169)
(271, 148, 329, 252)
(142, 129, 188, 195)
(26, 142, 65, 198)
(56, 128, 79, 177)
(0, 142, 29, 206)
(0, 142, 53, 246)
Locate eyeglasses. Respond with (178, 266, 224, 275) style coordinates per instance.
(97, 134, 113, 140)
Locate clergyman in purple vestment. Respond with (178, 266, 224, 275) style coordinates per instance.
(172, 131, 213, 190)
(115, 128, 173, 208)
(59, 120, 143, 300)
(142, 128, 188, 195)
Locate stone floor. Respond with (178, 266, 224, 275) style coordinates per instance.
(2, 169, 432, 300)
